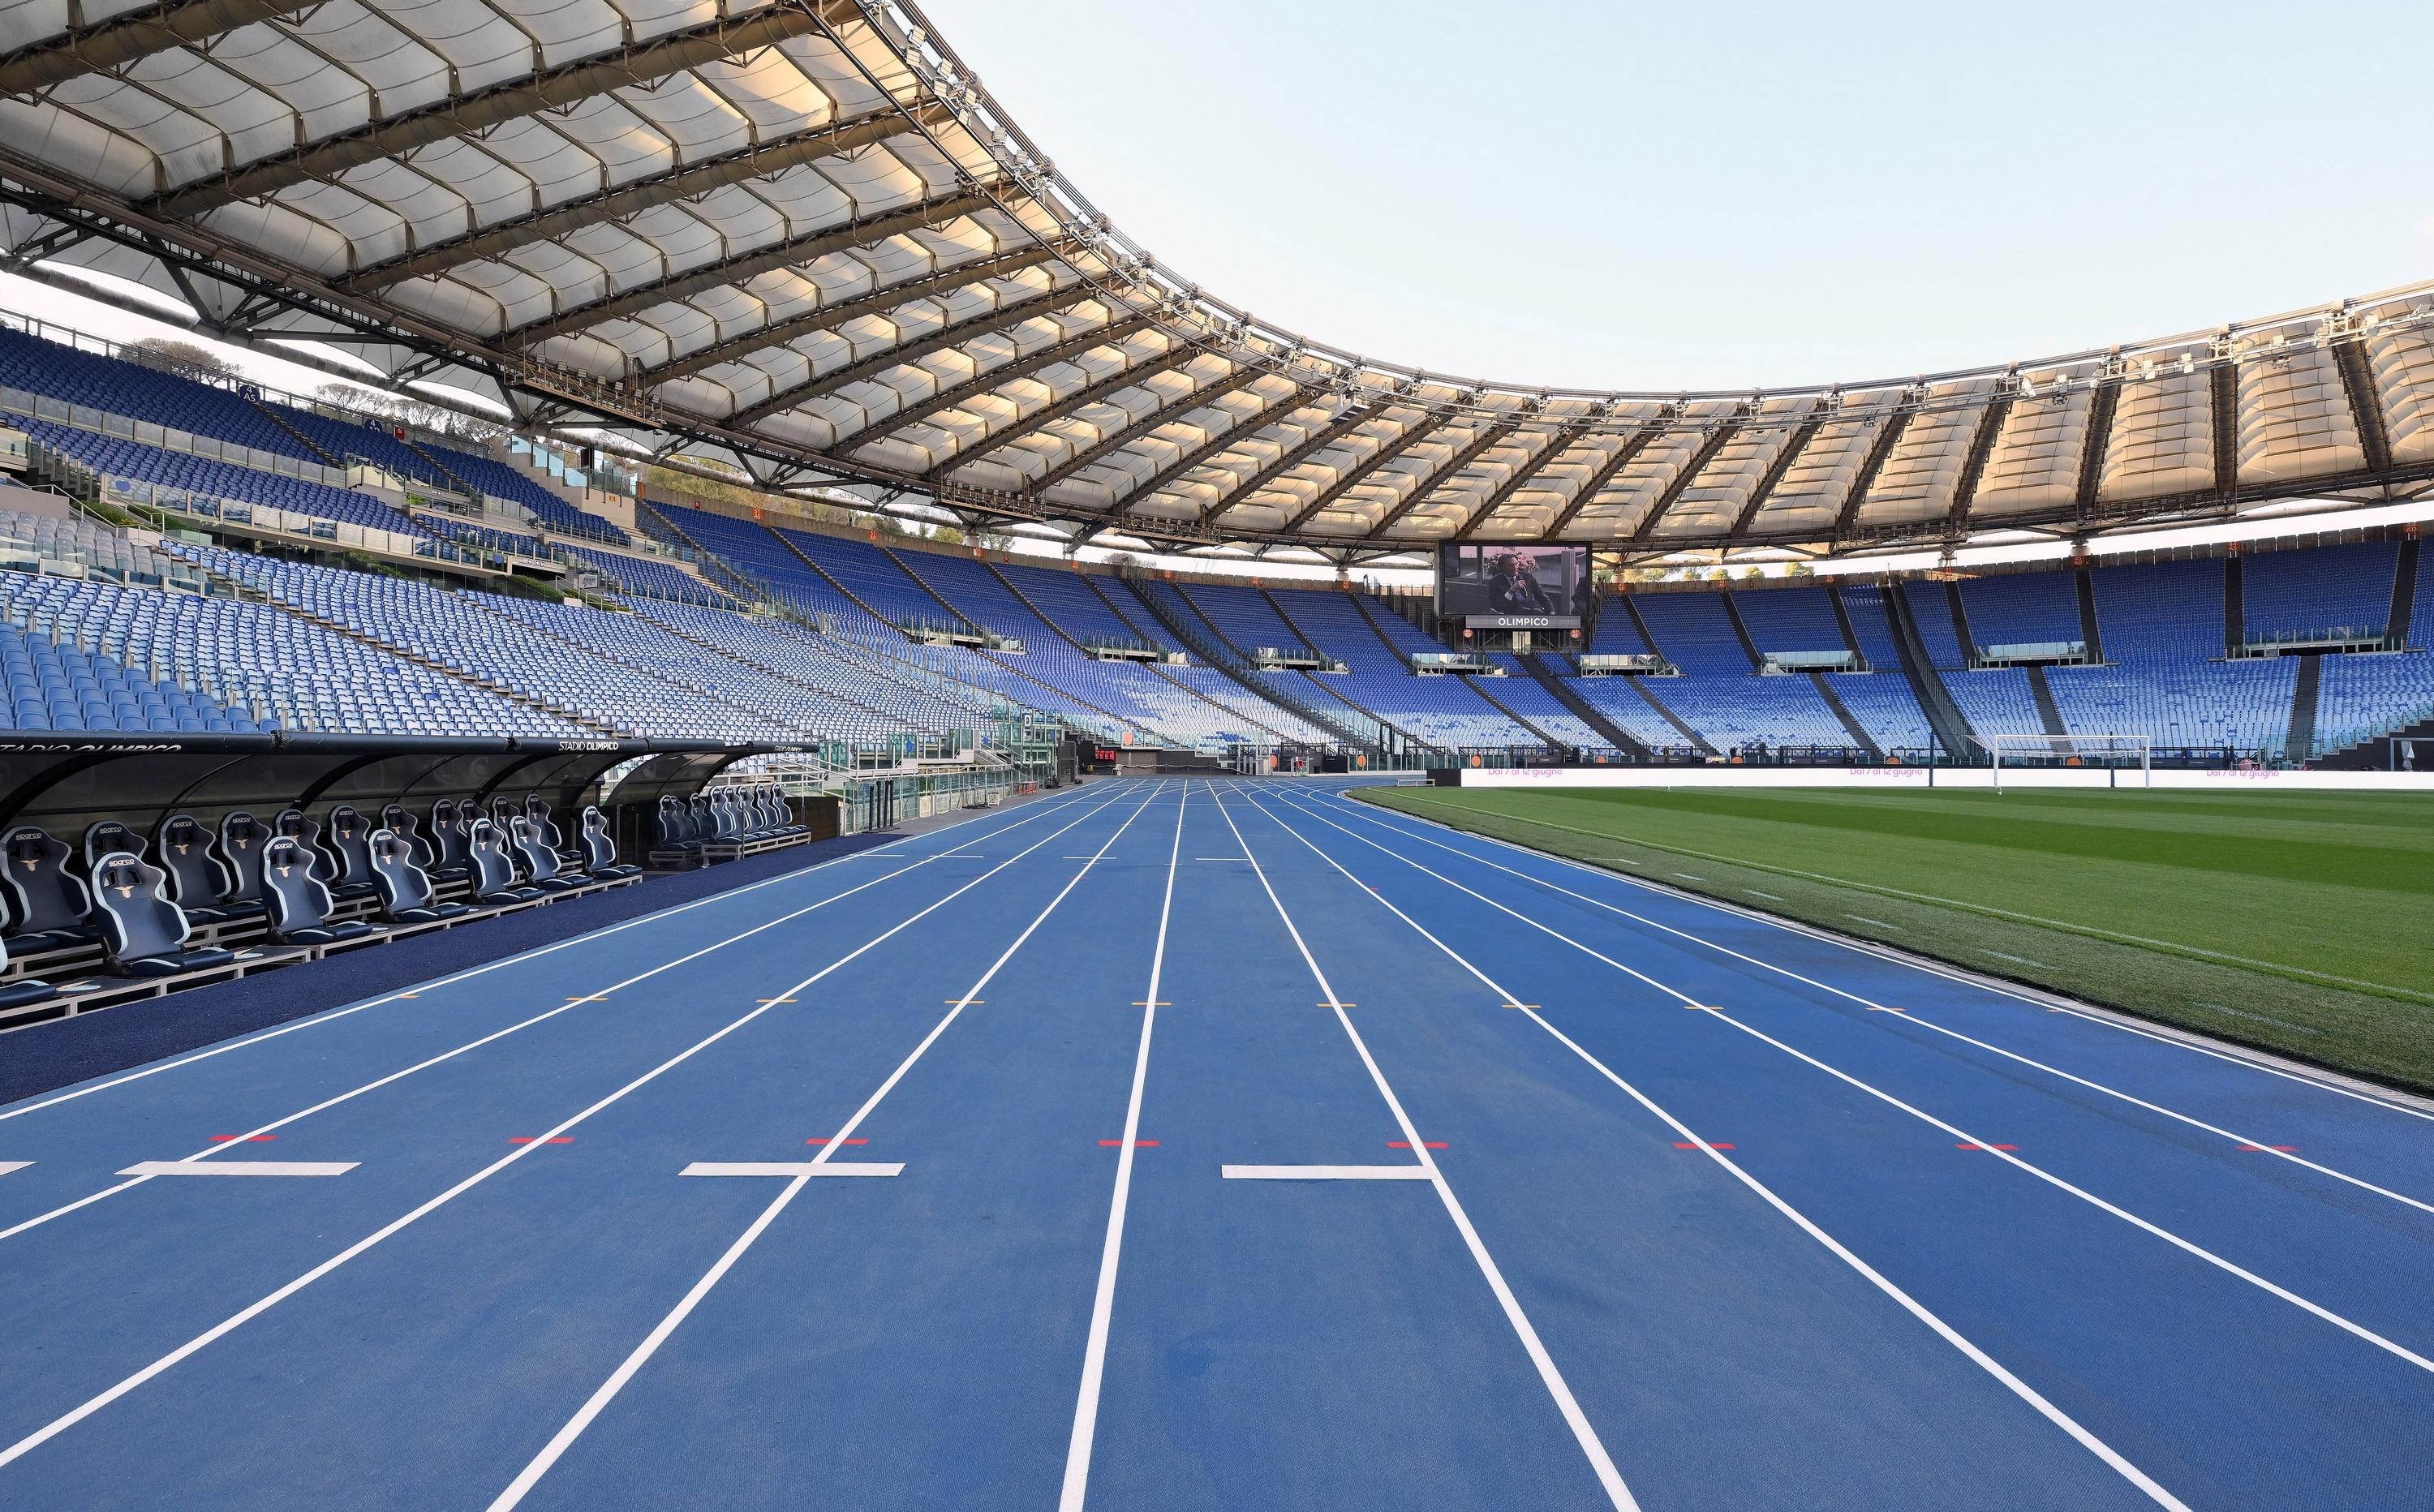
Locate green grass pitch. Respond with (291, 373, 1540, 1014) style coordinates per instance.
(1354, 784, 2434, 1095)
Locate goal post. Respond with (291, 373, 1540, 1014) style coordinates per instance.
(1972, 732, 2151, 789)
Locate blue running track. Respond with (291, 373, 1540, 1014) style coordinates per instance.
(0, 775, 2428, 1509)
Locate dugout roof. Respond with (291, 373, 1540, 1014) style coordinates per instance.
(2, 0, 2432, 564)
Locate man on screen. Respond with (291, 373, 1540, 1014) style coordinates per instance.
(1488, 551, 1555, 614)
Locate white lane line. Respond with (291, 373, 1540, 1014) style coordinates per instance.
(1220, 1165, 1435, 1181)
(0, 780, 1111, 1127)
(1211, 791, 1638, 1512)
(0, 788, 1124, 1249)
(1275, 791, 2434, 1373)
(1309, 793, 2434, 1216)
(116, 1162, 357, 1178)
(0, 1162, 28, 1177)
(486, 784, 1166, 1512)
(1060, 781, 1189, 1512)
(0, 785, 1148, 1476)
(678, 1162, 903, 1179)
(1344, 793, 2434, 1125)
(1238, 788, 2185, 1510)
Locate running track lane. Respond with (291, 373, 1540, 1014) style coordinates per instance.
(1, 776, 2428, 1507)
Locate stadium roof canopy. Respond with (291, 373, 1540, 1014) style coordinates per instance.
(2, 0, 2433, 565)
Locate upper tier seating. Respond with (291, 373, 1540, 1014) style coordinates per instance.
(20, 419, 422, 536)
(2242, 542, 2397, 644)
(884, 546, 1321, 746)
(0, 325, 315, 459)
(2048, 560, 2294, 752)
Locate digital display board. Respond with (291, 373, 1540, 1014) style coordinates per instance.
(1434, 543, 1589, 627)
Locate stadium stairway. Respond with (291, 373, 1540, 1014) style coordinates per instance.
(637, 505, 817, 622)
(2076, 567, 2109, 661)
(983, 561, 1297, 741)
(2024, 665, 2070, 737)
(769, 526, 910, 629)
(639, 611, 947, 735)
(1460, 673, 1567, 748)
(2286, 653, 2324, 763)
(1717, 592, 1765, 669)
(1123, 578, 1387, 752)
(1879, 583, 1979, 757)
(1326, 589, 1556, 745)
(1263, 585, 1492, 747)
(1621, 675, 1715, 754)
(1806, 672, 1885, 758)
(2223, 556, 2245, 656)
(2389, 539, 2419, 645)
(241, 397, 344, 466)
(882, 543, 997, 634)
(177, 552, 622, 736)
(1520, 654, 1653, 757)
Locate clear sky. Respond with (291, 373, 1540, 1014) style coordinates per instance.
(922, 0, 2434, 393)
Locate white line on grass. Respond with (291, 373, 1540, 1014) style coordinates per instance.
(0, 781, 1110, 1126)
(0, 784, 1153, 1476)
(487, 784, 1168, 1512)
(1267, 791, 2434, 1368)
(0, 784, 1125, 1248)
(1060, 783, 1189, 1510)
(1234, 789, 2187, 1510)
(1371, 793, 2428, 1003)
(1211, 789, 1639, 1512)
(1310, 793, 2434, 1214)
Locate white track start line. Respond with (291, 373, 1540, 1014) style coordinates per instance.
(678, 1162, 905, 1179)
(117, 1161, 358, 1177)
(0, 1162, 30, 1177)
(1220, 1164, 1433, 1181)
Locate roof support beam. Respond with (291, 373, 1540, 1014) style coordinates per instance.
(1279, 410, 1455, 534)
(0, 0, 320, 97)
(1544, 414, 1673, 539)
(1026, 371, 1256, 492)
(1731, 402, 1828, 537)
(928, 341, 1205, 477)
(152, 2, 853, 221)
(1366, 419, 1520, 538)
(1831, 403, 1915, 539)
(1105, 387, 1317, 517)
(1944, 393, 2014, 530)
(504, 188, 998, 350)
(724, 282, 1099, 423)
(1200, 400, 1392, 526)
(1453, 421, 1588, 539)
(342, 103, 947, 291)
(2208, 360, 2239, 496)
(2072, 377, 2122, 529)
(840, 311, 1159, 443)
(640, 243, 1066, 386)
(2331, 336, 2394, 477)
(1630, 413, 1744, 544)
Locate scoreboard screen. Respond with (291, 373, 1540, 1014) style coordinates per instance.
(1434, 543, 1589, 627)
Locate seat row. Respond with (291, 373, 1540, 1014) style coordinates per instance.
(0, 794, 650, 1026)
(652, 786, 806, 866)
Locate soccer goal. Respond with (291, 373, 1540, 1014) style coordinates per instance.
(1972, 732, 2151, 788)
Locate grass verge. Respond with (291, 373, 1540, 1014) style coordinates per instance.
(1354, 784, 2434, 1095)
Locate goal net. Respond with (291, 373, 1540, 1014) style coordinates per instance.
(1972, 732, 2151, 786)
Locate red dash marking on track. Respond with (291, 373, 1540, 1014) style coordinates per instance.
(1674, 1141, 1735, 1150)
(2237, 1144, 2299, 1152)
(510, 1136, 574, 1145)
(1098, 1140, 1159, 1147)
(1955, 1143, 2019, 1151)
(805, 1137, 869, 1146)
(1386, 1140, 1448, 1149)
(208, 1135, 276, 1143)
